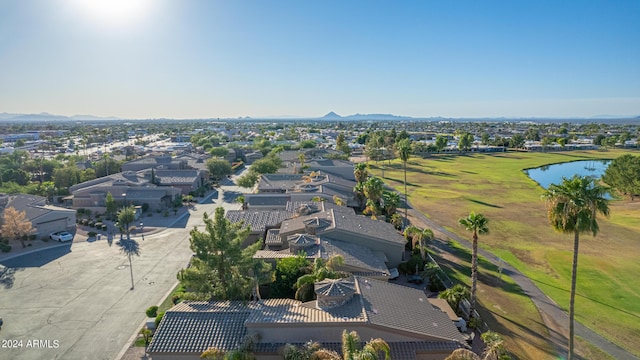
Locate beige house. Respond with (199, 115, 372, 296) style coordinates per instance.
(148, 277, 467, 360)
(0, 194, 76, 240)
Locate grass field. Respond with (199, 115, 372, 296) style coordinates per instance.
(373, 149, 640, 358)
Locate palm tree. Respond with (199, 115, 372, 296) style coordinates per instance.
(542, 175, 609, 360)
(480, 331, 509, 360)
(458, 211, 489, 319)
(118, 206, 136, 240)
(438, 284, 470, 314)
(396, 138, 411, 228)
(363, 177, 383, 210)
(354, 183, 366, 210)
(295, 255, 345, 302)
(353, 162, 368, 184)
(117, 206, 140, 290)
(281, 341, 322, 360)
(340, 330, 390, 360)
(414, 228, 434, 261)
(444, 349, 480, 360)
(382, 191, 400, 217)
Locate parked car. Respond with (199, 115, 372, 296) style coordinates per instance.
(50, 231, 73, 242)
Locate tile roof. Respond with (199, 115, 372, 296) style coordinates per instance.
(330, 211, 406, 245)
(320, 239, 390, 275)
(245, 297, 366, 324)
(355, 277, 467, 342)
(1, 195, 75, 223)
(245, 195, 291, 207)
(225, 210, 294, 232)
(286, 201, 355, 215)
(147, 301, 253, 354)
(154, 169, 201, 184)
(264, 229, 281, 246)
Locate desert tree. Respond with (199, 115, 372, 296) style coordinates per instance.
(1, 206, 33, 248)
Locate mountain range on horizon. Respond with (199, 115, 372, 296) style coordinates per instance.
(0, 111, 638, 122)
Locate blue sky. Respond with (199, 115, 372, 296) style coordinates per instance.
(1, 0, 639, 119)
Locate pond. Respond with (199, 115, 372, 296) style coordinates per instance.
(524, 159, 611, 189)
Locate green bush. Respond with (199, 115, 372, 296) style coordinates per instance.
(146, 305, 158, 318)
(0, 243, 11, 253)
(155, 312, 165, 328)
(87, 231, 97, 237)
(142, 203, 149, 213)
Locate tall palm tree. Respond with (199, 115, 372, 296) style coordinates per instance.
(396, 138, 411, 228)
(353, 162, 368, 184)
(414, 228, 434, 261)
(458, 211, 489, 319)
(117, 206, 140, 290)
(542, 175, 609, 360)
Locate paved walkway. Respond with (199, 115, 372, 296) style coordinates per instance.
(405, 205, 638, 360)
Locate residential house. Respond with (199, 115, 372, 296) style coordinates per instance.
(69, 171, 183, 213)
(147, 276, 467, 360)
(0, 194, 76, 239)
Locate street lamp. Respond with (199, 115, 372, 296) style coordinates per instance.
(140, 222, 144, 241)
(122, 193, 127, 208)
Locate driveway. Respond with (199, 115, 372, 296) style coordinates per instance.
(0, 176, 249, 360)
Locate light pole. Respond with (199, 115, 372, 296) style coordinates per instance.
(140, 222, 144, 241)
(122, 193, 127, 208)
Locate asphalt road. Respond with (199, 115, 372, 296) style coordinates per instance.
(0, 170, 248, 360)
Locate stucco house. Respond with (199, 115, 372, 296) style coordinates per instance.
(147, 276, 467, 360)
(0, 194, 76, 240)
(69, 171, 183, 213)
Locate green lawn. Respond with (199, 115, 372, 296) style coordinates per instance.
(373, 149, 640, 357)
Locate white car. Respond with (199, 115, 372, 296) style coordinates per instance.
(50, 231, 73, 242)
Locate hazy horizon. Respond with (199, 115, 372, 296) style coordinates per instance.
(1, 0, 639, 119)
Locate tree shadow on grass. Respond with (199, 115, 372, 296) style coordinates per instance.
(479, 306, 566, 360)
(531, 278, 640, 320)
(465, 198, 504, 208)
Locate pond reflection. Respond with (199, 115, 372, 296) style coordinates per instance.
(525, 160, 611, 189)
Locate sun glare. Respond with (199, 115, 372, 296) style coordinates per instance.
(69, 0, 152, 28)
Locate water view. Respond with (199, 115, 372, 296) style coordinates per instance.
(524, 159, 611, 189)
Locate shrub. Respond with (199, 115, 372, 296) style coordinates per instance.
(142, 203, 149, 213)
(0, 243, 11, 253)
(171, 294, 181, 304)
(146, 305, 158, 318)
(95, 222, 103, 229)
(163, 209, 169, 217)
(155, 312, 165, 328)
(88, 221, 95, 228)
(87, 231, 97, 238)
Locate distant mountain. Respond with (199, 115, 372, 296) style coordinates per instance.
(9, 112, 72, 121)
(320, 112, 413, 120)
(0, 112, 121, 121)
(322, 111, 342, 119)
(71, 114, 121, 120)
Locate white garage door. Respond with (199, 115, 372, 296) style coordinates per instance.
(37, 218, 68, 239)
